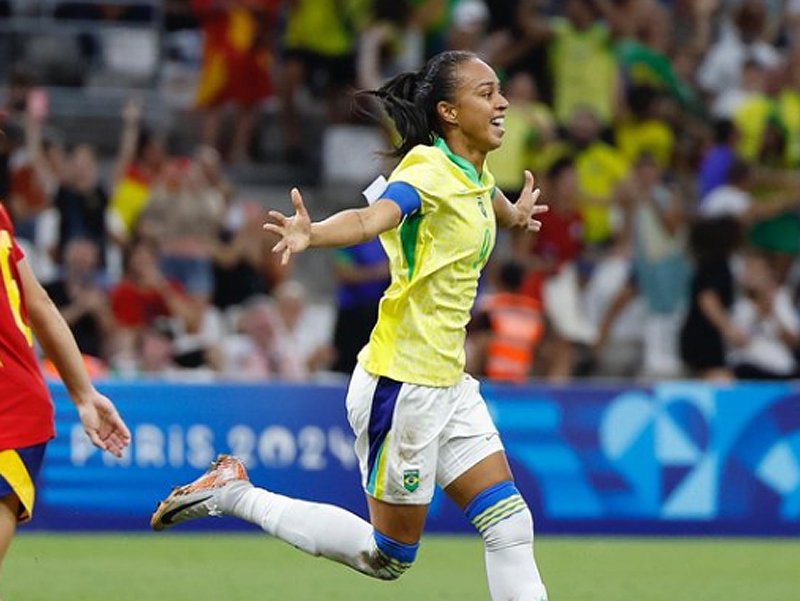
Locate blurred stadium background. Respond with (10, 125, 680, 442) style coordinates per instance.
(1, 0, 800, 599)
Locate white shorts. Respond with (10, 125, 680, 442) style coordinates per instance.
(345, 364, 504, 505)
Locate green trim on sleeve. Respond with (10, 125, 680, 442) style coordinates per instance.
(399, 212, 423, 279)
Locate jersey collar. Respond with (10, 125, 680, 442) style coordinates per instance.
(434, 137, 483, 186)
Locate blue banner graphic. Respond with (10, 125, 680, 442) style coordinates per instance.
(29, 381, 800, 535)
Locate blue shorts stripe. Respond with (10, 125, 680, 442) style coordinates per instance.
(366, 376, 402, 479)
(464, 480, 517, 522)
(0, 443, 47, 521)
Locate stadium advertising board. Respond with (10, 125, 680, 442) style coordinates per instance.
(31, 381, 800, 535)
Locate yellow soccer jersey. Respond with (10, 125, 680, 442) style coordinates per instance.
(615, 119, 675, 168)
(778, 89, 800, 167)
(358, 138, 496, 387)
(733, 94, 773, 162)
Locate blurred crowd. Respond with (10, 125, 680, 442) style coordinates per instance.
(3, 0, 800, 383)
(0, 85, 348, 381)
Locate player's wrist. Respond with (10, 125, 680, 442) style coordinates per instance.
(308, 222, 320, 247)
(70, 386, 99, 408)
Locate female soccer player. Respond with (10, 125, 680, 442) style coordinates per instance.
(0, 202, 131, 579)
(151, 50, 549, 601)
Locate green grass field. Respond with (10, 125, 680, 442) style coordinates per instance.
(4, 534, 799, 601)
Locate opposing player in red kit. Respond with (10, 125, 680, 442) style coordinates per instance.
(0, 202, 130, 584)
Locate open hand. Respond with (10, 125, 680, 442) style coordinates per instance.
(263, 187, 312, 265)
(515, 170, 548, 231)
(76, 391, 131, 458)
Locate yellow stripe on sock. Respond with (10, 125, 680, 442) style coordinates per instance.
(0, 450, 35, 521)
(472, 494, 521, 526)
(379, 553, 413, 574)
(473, 495, 526, 532)
(475, 501, 527, 534)
(474, 497, 526, 531)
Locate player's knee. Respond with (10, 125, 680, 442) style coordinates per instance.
(481, 504, 534, 551)
(465, 481, 534, 551)
(368, 530, 419, 580)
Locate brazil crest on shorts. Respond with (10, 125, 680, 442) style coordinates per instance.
(403, 469, 420, 492)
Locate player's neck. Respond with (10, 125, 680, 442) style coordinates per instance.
(442, 136, 486, 176)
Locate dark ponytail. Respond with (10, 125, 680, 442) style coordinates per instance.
(356, 50, 477, 157)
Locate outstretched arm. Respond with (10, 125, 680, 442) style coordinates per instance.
(264, 187, 403, 265)
(492, 170, 548, 230)
(17, 257, 131, 457)
(111, 98, 142, 187)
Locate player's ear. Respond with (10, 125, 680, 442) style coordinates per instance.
(436, 100, 458, 126)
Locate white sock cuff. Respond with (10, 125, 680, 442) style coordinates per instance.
(482, 503, 534, 551)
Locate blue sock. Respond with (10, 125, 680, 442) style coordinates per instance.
(373, 530, 419, 578)
(465, 481, 527, 535)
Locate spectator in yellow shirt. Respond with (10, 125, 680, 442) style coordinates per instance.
(488, 72, 556, 195)
(615, 86, 675, 169)
(567, 107, 630, 245)
(281, 0, 369, 162)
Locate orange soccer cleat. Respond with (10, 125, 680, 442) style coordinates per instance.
(150, 454, 251, 531)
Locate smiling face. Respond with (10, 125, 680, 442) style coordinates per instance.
(439, 58, 508, 156)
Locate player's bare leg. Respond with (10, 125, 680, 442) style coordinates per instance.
(0, 495, 19, 588)
(151, 455, 422, 580)
(365, 496, 427, 545)
(445, 451, 548, 601)
(445, 450, 513, 508)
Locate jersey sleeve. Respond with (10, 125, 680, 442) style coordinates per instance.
(382, 182, 421, 218)
(10, 237, 24, 263)
(387, 146, 444, 214)
(361, 174, 422, 218)
(0, 204, 24, 262)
